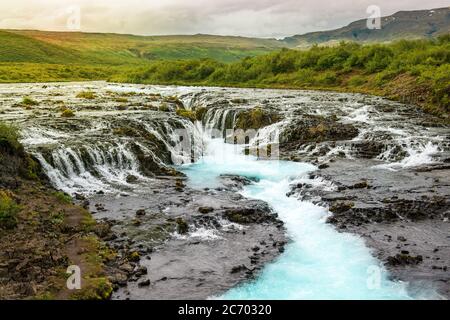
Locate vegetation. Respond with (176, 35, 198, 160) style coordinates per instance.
(117, 36, 449, 118)
(176, 109, 197, 122)
(76, 91, 96, 99)
(0, 121, 21, 150)
(0, 30, 281, 65)
(0, 30, 448, 117)
(235, 107, 281, 130)
(61, 109, 76, 118)
(53, 191, 72, 204)
(0, 191, 20, 229)
(22, 97, 38, 106)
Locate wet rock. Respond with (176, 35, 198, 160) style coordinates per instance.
(95, 203, 106, 211)
(135, 266, 148, 277)
(386, 253, 423, 266)
(318, 163, 329, 169)
(280, 115, 358, 150)
(109, 272, 128, 287)
(81, 200, 90, 209)
(176, 217, 189, 234)
(230, 265, 248, 274)
(126, 175, 138, 183)
(198, 207, 214, 214)
(329, 201, 355, 214)
(135, 209, 146, 216)
(74, 193, 86, 201)
(234, 107, 281, 131)
(127, 251, 140, 262)
(119, 263, 134, 274)
(138, 279, 151, 287)
(224, 202, 276, 224)
(351, 181, 369, 189)
(219, 174, 257, 189)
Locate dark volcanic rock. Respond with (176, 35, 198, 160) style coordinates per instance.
(289, 159, 450, 298)
(280, 115, 359, 150)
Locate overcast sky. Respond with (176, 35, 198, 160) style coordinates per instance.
(0, 0, 449, 38)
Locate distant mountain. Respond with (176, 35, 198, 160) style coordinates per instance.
(283, 7, 450, 48)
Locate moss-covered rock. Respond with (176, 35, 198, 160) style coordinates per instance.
(76, 91, 96, 100)
(61, 109, 75, 118)
(235, 107, 281, 130)
(176, 109, 197, 122)
(176, 217, 189, 234)
(281, 115, 358, 147)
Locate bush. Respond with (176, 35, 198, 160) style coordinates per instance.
(0, 191, 21, 229)
(0, 121, 21, 150)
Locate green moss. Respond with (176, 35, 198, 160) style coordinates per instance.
(114, 97, 128, 103)
(22, 97, 38, 106)
(158, 103, 170, 112)
(76, 91, 96, 100)
(164, 95, 184, 108)
(0, 190, 21, 229)
(112, 126, 139, 137)
(128, 251, 140, 262)
(53, 191, 72, 204)
(176, 109, 197, 122)
(195, 107, 208, 121)
(235, 107, 281, 130)
(70, 277, 113, 300)
(61, 109, 75, 118)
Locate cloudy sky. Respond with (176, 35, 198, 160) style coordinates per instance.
(0, 0, 449, 38)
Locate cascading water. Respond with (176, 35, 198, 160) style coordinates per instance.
(2, 82, 448, 299)
(179, 132, 418, 299)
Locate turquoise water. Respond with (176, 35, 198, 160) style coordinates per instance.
(180, 138, 412, 300)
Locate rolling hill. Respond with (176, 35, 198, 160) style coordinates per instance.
(1, 30, 284, 64)
(283, 7, 450, 48)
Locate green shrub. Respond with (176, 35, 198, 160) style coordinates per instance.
(348, 75, 367, 86)
(53, 191, 72, 204)
(0, 191, 21, 229)
(0, 121, 21, 150)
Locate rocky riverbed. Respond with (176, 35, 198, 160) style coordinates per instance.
(0, 81, 448, 299)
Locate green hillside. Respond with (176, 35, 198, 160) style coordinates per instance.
(0, 31, 82, 64)
(114, 37, 450, 118)
(2, 30, 284, 64)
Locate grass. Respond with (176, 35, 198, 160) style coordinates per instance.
(0, 121, 21, 150)
(0, 191, 21, 229)
(22, 97, 38, 106)
(116, 37, 450, 118)
(53, 191, 72, 204)
(0, 30, 448, 118)
(76, 91, 96, 99)
(0, 29, 282, 65)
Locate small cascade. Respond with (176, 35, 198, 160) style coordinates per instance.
(33, 142, 143, 195)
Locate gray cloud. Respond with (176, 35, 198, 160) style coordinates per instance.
(0, 0, 449, 38)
